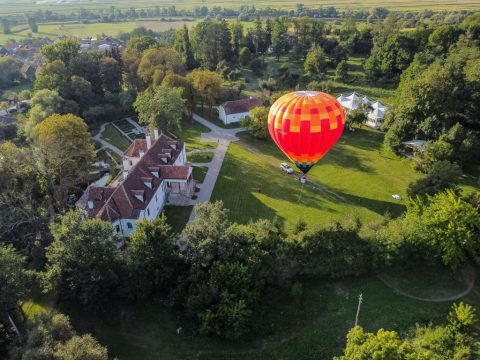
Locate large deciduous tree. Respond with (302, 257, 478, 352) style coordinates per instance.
(35, 114, 94, 210)
(0, 142, 48, 253)
(45, 211, 120, 306)
(134, 85, 185, 133)
(241, 106, 268, 139)
(405, 190, 480, 269)
(138, 47, 185, 87)
(99, 56, 122, 93)
(40, 38, 80, 67)
(304, 43, 327, 79)
(191, 20, 233, 70)
(35, 60, 71, 96)
(0, 245, 28, 315)
(161, 73, 195, 117)
(0, 57, 21, 89)
(187, 70, 223, 114)
(9, 312, 109, 360)
(128, 216, 183, 299)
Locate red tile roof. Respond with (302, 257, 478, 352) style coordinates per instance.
(220, 98, 263, 115)
(78, 133, 191, 222)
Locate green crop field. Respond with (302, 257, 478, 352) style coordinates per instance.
(0, 19, 198, 44)
(1, 0, 480, 15)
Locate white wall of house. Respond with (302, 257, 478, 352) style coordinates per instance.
(114, 180, 168, 237)
(143, 180, 167, 221)
(114, 219, 136, 237)
(218, 106, 250, 125)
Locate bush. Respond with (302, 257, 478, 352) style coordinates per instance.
(249, 57, 264, 76)
(407, 160, 461, 198)
(239, 47, 251, 66)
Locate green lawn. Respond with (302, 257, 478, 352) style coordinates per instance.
(173, 120, 216, 152)
(100, 123, 131, 152)
(188, 152, 214, 163)
(211, 128, 419, 230)
(193, 166, 208, 183)
(162, 205, 193, 234)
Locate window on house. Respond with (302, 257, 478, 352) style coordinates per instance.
(147, 209, 150, 216)
(127, 222, 133, 229)
(115, 225, 120, 232)
(155, 194, 158, 202)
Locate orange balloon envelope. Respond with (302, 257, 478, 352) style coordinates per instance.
(268, 91, 346, 174)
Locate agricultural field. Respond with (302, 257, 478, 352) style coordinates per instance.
(1, 0, 480, 15)
(0, 19, 198, 44)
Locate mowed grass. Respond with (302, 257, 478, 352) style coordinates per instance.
(173, 120, 216, 152)
(212, 128, 419, 230)
(193, 166, 208, 183)
(101, 123, 131, 152)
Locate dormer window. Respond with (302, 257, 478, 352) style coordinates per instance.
(132, 190, 145, 202)
(160, 157, 168, 164)
(170, 143, 177, 150)
(141, 177, 153, 189)
(148, 167, 160, 177)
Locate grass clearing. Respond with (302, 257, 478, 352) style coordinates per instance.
(193, 166, 208, 183)
(188, 152, 214, 163)
(100, 123, 131, 152)
(212, 128, 419, 230)
(173, 120, 216, 152)
(163, 205, 193, 234)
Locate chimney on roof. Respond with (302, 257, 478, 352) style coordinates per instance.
(154, 128, 159, 141)
(123, 170, 129, 179)
(146, 135, 152, 149)
(122, 157, 131, 171)
(87, 200, 94, 209)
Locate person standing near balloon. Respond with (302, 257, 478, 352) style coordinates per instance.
(268, 91, 346, 181)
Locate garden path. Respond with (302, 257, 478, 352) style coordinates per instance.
(92, 122, 124, 156)
(188, 113, 245, 221)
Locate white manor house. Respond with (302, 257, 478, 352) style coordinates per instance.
(77, 130, 193, 237)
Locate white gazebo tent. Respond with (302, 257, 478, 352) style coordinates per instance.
(366, 101, 387, 129)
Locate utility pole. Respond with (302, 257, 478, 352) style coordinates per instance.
(355, 293, 363, 327)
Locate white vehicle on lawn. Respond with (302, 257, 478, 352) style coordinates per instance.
(280, 162, 294, 174)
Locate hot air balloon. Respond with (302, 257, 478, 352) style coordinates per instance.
(268, 91, 345, 175)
